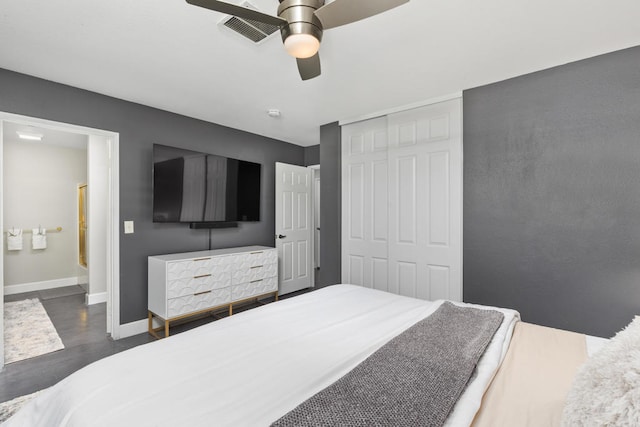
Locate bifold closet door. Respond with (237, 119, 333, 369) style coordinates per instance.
(341, 117, 390, 291)
(341, 98, 462, 301)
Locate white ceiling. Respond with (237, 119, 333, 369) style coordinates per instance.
(3, 121, 88, 150)
(1, 0, 639, 147)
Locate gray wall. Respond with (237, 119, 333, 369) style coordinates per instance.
(318, 122, 341, 287)
(0, 68, 305, 324)
(463, 46, 640, 338)
(304, 145, 320, 166)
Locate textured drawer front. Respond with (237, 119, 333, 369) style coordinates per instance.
(167, 288, 231, 318)
(233, 262, 277, 284)
(167, 273, 232, 300)
(235, 249, 278, 270)
(166, 256, 234, 281)
(231, 277, 278, 300)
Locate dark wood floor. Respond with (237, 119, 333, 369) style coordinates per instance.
(1, 285, 311, 403)
(1, 286, 152, 403)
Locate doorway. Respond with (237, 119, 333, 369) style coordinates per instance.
(0, 113, 120, 369)
(309, 164, 321, 286)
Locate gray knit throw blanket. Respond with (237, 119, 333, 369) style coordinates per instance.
(272, 302, 504, 427)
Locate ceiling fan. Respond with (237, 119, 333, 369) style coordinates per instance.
(186, 0, 409, 80)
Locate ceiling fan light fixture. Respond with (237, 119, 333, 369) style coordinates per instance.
(284, 33, 320, 58)
(186, 0, 410, 80)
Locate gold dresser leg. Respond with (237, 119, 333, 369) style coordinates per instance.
(148, 312, 163, 340)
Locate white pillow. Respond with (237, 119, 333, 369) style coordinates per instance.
(562, 316, 640, 426)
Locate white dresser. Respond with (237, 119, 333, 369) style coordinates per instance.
(148, 245, 278, 338)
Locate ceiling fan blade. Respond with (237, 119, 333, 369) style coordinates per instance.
(297, 54, 321, 81)
(186, 0, 287, 27)
(314, 0, 409, 30)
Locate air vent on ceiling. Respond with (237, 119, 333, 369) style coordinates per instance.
(219, 2, 280, 44)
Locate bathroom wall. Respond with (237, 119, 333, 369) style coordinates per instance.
(3, 138, 87, 292)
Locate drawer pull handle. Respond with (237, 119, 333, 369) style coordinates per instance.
(194, 290, 212, 296)
(250, 251, 264, 255)
(194, 274, 212, 279)
(250, 265, 263, 269)
(250, 279, 263, 283)
(193, 257, 211, 262)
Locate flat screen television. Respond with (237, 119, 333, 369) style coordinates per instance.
(152, 144, 261, 225)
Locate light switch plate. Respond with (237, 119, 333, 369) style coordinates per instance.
(124, 220, 134, 234)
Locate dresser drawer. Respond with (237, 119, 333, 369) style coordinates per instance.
(233, 262, 277, 284)
(231, 276, 278, 300)
(166, 255, 234, 281)
(167, 287, 231, 318)
(235, 249, 278, 270)
(166, 272, 231, 299)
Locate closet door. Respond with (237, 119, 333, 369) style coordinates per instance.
(341, 98, 462, 301)
(387, 99, 462, 301)
(341, 117, 390, 290)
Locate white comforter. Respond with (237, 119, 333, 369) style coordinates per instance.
(4, 285, 519, 426)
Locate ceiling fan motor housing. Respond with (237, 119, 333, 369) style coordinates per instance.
(277, 0, 324, 43)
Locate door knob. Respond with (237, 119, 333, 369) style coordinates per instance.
(277, 234, 287, 239)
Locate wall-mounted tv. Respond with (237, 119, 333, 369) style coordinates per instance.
(152, 144, 261, 225)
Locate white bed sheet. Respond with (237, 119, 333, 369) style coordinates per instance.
(585, 334, 608, 356)
(4, 285, 519, 427)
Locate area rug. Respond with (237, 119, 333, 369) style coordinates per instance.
(0, 389, 44, 423)
(4, 298, 64, 364)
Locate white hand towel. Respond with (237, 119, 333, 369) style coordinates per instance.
(7, 229, 23, 251)
(32, 228, 47, 250)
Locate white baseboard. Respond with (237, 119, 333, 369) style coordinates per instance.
(118, 319, 148, 339)
(4, 277, 79, 295)
(85, 292, 107, 305)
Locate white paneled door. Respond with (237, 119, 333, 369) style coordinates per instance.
(342, 98, 462, 301)
(341, 117, 389, 291)
(275, 162, 313, 295)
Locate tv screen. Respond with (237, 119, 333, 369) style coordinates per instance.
(152, 144, 261, 223)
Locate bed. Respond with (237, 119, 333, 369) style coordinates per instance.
(2, 284, 614, 426)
